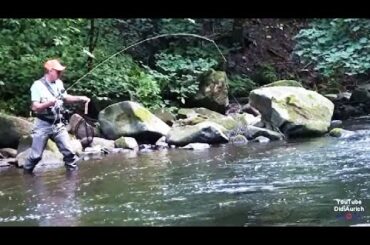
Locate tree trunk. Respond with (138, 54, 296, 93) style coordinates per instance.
(232, 18, 245, 48)
(202, 19, 214, 36)
(87, 19, 98, 71)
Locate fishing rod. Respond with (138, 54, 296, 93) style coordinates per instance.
(61, 33, 232, 145)
(62, 33, 231, 121)
(65, 33, 227, 93)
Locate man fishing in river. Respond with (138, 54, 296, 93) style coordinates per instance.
(24, 59, 90, 174)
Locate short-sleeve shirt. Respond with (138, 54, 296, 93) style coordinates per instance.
(30, 76, 68, 103)
(30, 76, 68, 119)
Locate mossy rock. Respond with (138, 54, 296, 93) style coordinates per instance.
(190, 69, 229, 113)
(98, 101, 170, 144)
(176, 107, 238, 131)
(249, 86, 334, 137)
(0, 113, 33, 148)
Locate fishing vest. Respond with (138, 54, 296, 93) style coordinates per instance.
(34, 77, 66, 123)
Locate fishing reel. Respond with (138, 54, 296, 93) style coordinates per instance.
(50, 90, 68, 121)
(52, 89, 67, 111)
(51, 98, 64, 114)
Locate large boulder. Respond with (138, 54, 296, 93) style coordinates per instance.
(166, 121, 229, 146)
(191, 69, 229, 113)
(0, 113, 33, 148)
(249, 86, 334, 137)
(16, 149, 63, 169)
(91, 137, 115, 150)
(98, 101, 170, 144)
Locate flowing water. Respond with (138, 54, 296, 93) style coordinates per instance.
(1, 117, 370, 226)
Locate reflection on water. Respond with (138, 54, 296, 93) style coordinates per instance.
(0, 120, 370, 226)
(20, 171, 81, 226)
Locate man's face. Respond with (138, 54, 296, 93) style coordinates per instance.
(48, 69, 62, 82)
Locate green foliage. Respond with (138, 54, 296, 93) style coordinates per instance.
(158, 18, 202, 34)
(228, 74, 256, 97)
(251, 64, 278, 85)
(146, 51, 218, 104)
(294, 19, 370, 78)
(71, 55, 164, 110)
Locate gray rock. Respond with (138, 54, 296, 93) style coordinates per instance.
(245, 125, 284, 141)
(330, 120, 343, 129)
(329, 128, 356, 138)
(0, 161, 11, 168)
(230, 135, 248, 144)
(0, 158, 17, 166)
(110, 148, 132, 154)
(155, 136, 169, 149)
(91, 137, 115, 150)
(81, 146, 105, 161)
(114, 137, 138, 150)
(166, 121, 229, 146)
(139, 144, 154, 153)
(252, 136, 270, 143)
(0, 148, 17, 158)
(249, 86, 334, 137)
(181, 143, 210, 150)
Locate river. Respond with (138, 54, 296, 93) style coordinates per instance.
(0, 117, 369, 226)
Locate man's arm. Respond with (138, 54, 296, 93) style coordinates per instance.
(63, 95, 90, 104)
(31, 100, 56, 113)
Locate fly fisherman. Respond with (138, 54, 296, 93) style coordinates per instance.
(24, 59, 90, 174)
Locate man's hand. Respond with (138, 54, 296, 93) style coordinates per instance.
(48, 98, 57, 107)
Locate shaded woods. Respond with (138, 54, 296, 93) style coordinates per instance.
(1, 18, 369, 120)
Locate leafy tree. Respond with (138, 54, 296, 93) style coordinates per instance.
(294, 18, 370, 79)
